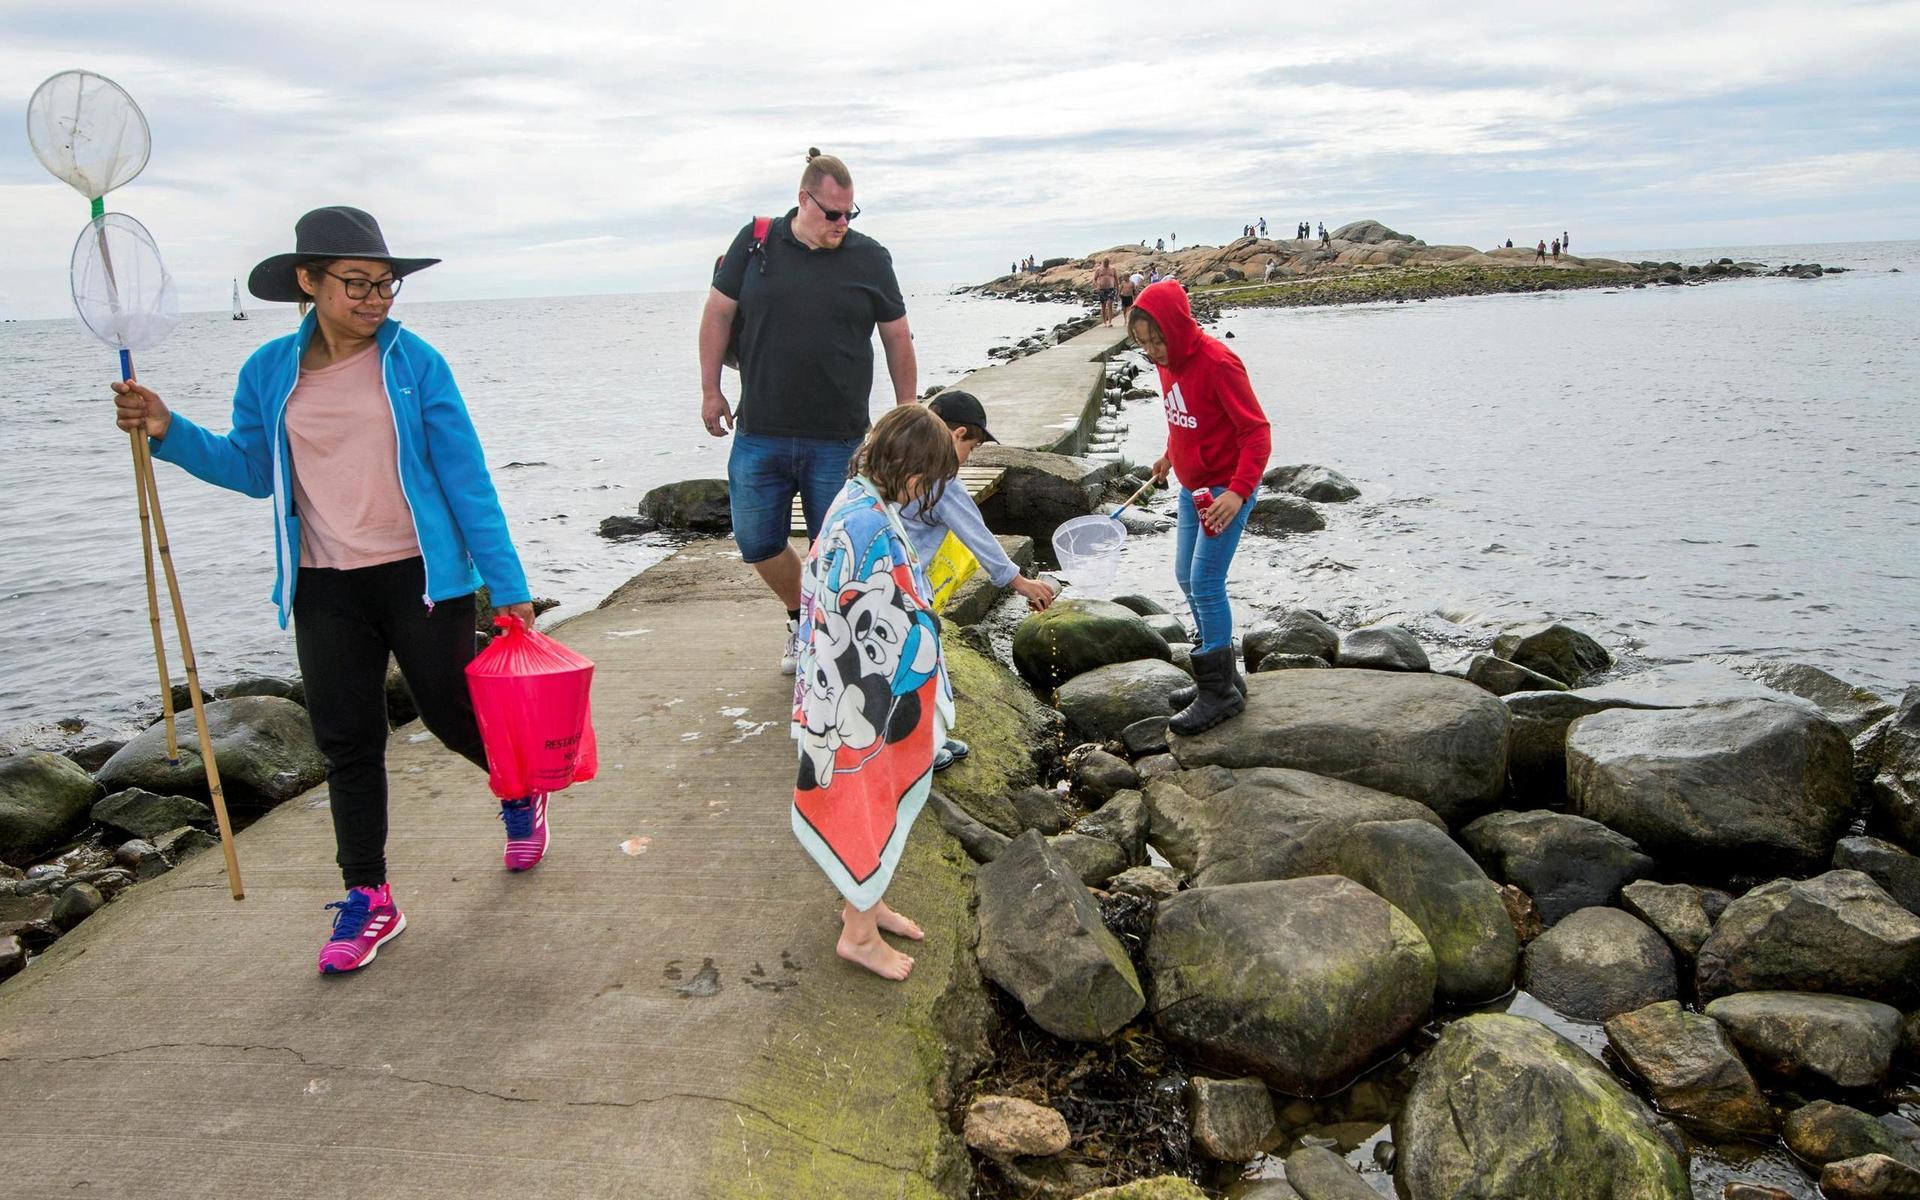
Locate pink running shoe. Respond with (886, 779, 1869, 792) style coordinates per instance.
(317, 883, 406, 974)
(500, 793, 549, 871)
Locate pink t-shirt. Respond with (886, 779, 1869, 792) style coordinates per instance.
(285, 343, 421, 570)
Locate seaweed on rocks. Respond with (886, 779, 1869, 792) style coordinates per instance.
(961, 891, 1202, 1197)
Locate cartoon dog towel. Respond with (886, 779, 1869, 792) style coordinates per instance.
(791, 476, 953, 911)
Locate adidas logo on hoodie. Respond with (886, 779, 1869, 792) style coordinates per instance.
(1164, 383, 1198, 429)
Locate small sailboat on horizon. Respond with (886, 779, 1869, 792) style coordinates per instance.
(231, 279, 247, 321)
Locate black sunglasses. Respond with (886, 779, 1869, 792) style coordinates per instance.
(804, 189, 860, 223)
(322, 270, 402, 300)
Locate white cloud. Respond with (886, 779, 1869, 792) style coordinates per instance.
(1, 0, 1915, 317)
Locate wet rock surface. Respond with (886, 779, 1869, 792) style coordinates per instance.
(90, 788, 213, 842)
(1013, 600, 1172, 693)
(1330, 817, 1517, 1003)
(1394, 1013, 1690, 1200)
(95, 696, 325, 809)
(1492, 621, 1614, 687)
(1521, 906, 1678, 1022)
(1461, 809, 1654, 924)
(1147, 875, 1435, 1096)
(1621, 880, 1718, 959)
(1245, 494, 1326, 536)
(1832, 836, 1920, 916)
(0, 750, 102, 862)
(1603, 1000, 1775, 1140)
(638, 478, 729, 532)
(1261, 464, 1359, 503)
(1820, 1153, 1920, 1199)
(976, 831, 1145, 1042)
(1334, 624, 1429, 672)
(1283, 1144, 1378, 1198)
(1169, 669, 1509, 824)
(1695, 871, 1920, 1005)
(1466, 652, 1567, 696)
(1243, 609, 1340, 669)
(1872, 687, 1920, 850)
(1503, 689, 1659, 804)
(1705, 991, 1902, 1089)
(1186, 1075, 1276, 1161)
(1782, 1100, 1913, 1168)
(1568, 699, 1855, 871)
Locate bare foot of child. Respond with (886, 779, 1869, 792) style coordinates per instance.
(868, 900, 924, 941)
(837, 928, 915, 981)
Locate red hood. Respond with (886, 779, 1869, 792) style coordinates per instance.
(1132, 279, 1205, 371)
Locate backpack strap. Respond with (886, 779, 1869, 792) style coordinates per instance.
(750, 215, 772, 252)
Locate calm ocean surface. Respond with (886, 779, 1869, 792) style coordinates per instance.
(2, 240, 1915, 743)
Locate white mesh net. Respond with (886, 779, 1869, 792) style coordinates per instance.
(71, 213, 178, 352)
(27, 70, 151, 200)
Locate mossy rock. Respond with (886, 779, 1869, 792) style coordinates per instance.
(641, 478, 731, 533)
(1012, 600, 1170, 694)
(938, 634, 1060, 832)
(0, 751, 101, 863)
(1394, 1013, 1689, 1199)
(1080, 1178, 1210, 1200)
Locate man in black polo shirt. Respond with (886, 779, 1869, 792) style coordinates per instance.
(698, 150, 918, 673)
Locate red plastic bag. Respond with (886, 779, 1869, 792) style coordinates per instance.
(465, 616, 597, 799)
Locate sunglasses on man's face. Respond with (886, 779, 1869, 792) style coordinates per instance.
(804, 189, 860, 223)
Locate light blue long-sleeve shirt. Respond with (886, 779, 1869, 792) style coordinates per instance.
(899, 482, 1020, 588)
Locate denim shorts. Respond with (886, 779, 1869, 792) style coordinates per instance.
(727, 433, 863, 563)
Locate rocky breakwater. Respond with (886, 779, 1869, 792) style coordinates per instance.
(970, 218, 1850, 311)
(938, 574, 1919, 1197)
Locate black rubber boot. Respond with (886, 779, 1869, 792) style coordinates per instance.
(1169, 657, 1247, 708)
(1169, 646, 1246, 736)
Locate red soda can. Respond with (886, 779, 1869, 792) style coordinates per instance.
(1192, 487, 1220, 537)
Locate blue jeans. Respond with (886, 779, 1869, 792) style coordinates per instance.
(727, 433, 864, 563)
(1174, 485, 1257, 654)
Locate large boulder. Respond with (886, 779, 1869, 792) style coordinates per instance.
(1332, 818, 1517, 1003)
(1704, 992, 1902, 1089)
(1169, 670, 1510, 824)
(1492, 622, 1613, 687)
(1243, 609, 1339, 669)
(1054, 660, 1189, 742)
(1394, 1013, 1690, 1200)
(1261, 464, 1360, 503)
(1695, 871, 1920, 1005)
(1503, 690, 1659, 804)
(639, 478, 730, 532)
(1245, 494, 1325, 536)
(1331, 220, 1418, 245)
(1717, 660, 1895, 739)
(1521, 907, 1678, 1022)
(1460, 810, 1654, 924)
(0, 751, 101, 862)
(1567, 699, 1854, 871)
(1012, 600, 1171, 693)
(1603, 1001, 1774, 1140)
(972, 445, 1120, 551)
(1141, 768, 1443, 887)
(94, 696, 325, 809)
(90, 788, 213, 842)
(1833, 835, 1920, 916)
(1872, 686, 1920, 850)
(1146, 876, 1435, 1096)
(975, 831, 1144, 1042)
(1335, 625, 1429, 672)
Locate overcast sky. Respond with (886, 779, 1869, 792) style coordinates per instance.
(3, 0, 1917, 318)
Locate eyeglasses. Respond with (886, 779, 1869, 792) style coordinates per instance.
(323, 270, 403, 300)
(803, 189, 860, 223)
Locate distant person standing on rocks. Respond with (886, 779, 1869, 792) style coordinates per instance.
(700, 148, 917, 675)
(1536, 239, 1547, 263)
(1506, 239, 1513, 248)
(1563, 230, 1570, 253)
(1552, 238, 1561, 259)
(1264, 259, 1277, 283)
(791, 404, 956, 981)
(1156, 237, 1165, 252)
(112, 206, 542, 975)
(1120, 269, 1139, 313)
(1320, 225, 1332, 249)
(1258, 217, 1267, 237)
(1093, 257, 1120, 327)
(1132, 280, 1270, 737)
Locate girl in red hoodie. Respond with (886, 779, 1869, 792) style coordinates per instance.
(1132, 280, 1272, 733)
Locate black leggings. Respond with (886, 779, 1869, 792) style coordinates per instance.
(293, 556, 488, 889)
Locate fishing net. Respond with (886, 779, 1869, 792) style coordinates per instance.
(27, 70, 151, 200)
(71, 213, 178, 352)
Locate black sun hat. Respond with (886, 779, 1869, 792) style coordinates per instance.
(927, 389, 998, 443)
(247, 206, 440, 303)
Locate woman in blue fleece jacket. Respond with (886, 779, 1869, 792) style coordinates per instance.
(111, 206, 543, 974)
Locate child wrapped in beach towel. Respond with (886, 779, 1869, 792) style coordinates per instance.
(791, 405, 959, 980)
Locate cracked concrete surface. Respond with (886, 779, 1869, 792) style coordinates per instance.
(0, 546, 988, 1199)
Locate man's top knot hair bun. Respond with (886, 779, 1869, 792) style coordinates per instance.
(807, 147, 822, 160)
